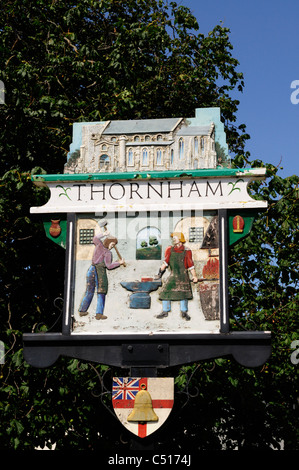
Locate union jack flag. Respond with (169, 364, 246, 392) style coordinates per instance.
(112, 378, 140, 401)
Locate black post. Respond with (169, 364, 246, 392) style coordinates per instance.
(219, 209, 229, 333)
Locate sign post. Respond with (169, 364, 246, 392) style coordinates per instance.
(23, 108, 271, 437)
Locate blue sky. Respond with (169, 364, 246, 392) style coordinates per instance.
(183, 0, 299, 179)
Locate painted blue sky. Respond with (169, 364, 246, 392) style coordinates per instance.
(184, 0, 299, 179)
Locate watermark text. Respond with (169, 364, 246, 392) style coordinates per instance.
(290, 340, 299, 364)
(290, 80, 299, 104)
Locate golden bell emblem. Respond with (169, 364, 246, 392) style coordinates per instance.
(127, 384, 159, 423)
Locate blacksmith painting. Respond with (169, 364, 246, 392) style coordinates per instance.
(72, 210, 220, 335)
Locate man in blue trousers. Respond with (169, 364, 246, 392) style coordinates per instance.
(78, 233, 125, 320)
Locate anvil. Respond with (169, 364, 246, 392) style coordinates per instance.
(121, 279, 162, 309)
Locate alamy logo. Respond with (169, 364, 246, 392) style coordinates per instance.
(290, 340, 299, 365)
(0, 80, 5, 105)
(0, 341, 4, 364)
(290, 80, 299, 104)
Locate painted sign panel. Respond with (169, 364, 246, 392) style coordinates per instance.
(30, 170, 267, 214)
(24, 110, 271, 370)
(112, 377, 174, 438)
(30, 168, 267, 337)
(71, 209, 221, 335)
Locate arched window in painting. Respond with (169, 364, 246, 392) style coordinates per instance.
(99, 154, 109, 169)
(179, 138, 184, 160)
(194, 137, 199, 156)
(127, 148, 133, 166)
(142, 148, 148, 166)
(170, 149, 174, 166)
(156, 148, 162, 165)
(136, 226, 162, 260)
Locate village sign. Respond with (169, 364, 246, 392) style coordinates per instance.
(23, 108, 271, 437)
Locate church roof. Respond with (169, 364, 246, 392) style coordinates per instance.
(177, 125, 211, 136)
(102, 118, 183, 135)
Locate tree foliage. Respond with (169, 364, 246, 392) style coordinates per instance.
(1, 0, 247, 173)
(0, 0, 298, 450)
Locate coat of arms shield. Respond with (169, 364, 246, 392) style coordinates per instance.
(112, 377, 174, 438)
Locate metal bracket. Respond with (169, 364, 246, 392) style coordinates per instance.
(122, 343, 169, 367)
(22, 332, 271, 369)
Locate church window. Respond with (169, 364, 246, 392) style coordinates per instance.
(142, 148, 148, 165)
(156, 149, 162, 165)
(99, 154, 109, 169)
(179, 138, 184, 160)
(128, 149, 133, 166)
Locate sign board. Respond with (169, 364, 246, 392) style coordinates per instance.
(30, 169, 266, 214)
(30, 170, 266, 338)
(30, 169, 267, 338)
(23, 108, 271, 371)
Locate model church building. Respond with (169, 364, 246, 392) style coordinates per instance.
(64, 107, 230, 174)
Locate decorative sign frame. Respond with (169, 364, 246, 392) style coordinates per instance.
(23, 168, 271, 370)
(21, 109, 275, 441)
(22, 110, 273, 439)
